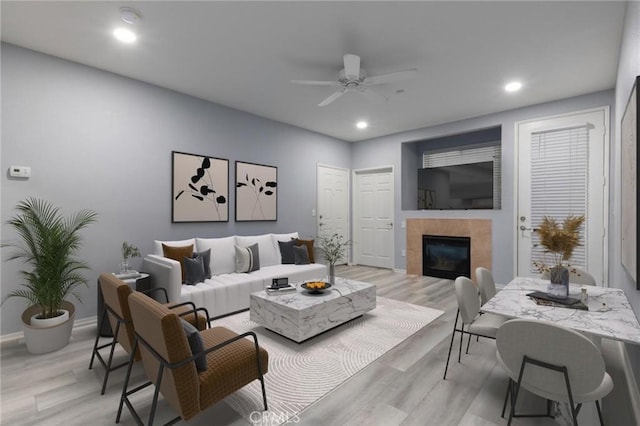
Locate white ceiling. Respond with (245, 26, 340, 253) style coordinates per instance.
(1, 1, 626, 142)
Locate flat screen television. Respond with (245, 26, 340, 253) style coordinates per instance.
(418, 161, 494, 210)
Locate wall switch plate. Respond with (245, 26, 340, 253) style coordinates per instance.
(402, 249, 406, 257)
(9, 166, 31, 178)
(311, 209, 316, 217)
(401, 220, 406, 228)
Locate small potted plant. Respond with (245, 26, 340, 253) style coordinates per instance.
(1, 198, 97, 353)
(120, 241, 141, 274)
(317, 233, 350, 284)
(533, 215, 585, 298)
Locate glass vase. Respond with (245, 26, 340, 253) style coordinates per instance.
(547, 266, 569, 298)
(328, 263, 335, 284)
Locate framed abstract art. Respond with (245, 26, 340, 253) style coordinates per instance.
(621, 76, 639, 289)
(172, 151, 229, 222)
(235, 161, 277, 221)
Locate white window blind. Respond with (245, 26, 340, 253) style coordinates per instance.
(530, 126, 588, 271)
(422, 144, 501, 209)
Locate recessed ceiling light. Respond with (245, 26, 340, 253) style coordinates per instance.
(356, 121, 368, 129)
(505, 81, 522, 92)
(113, 27, 137, 43)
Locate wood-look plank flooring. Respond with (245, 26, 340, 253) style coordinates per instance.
(1, 266, 557, 426)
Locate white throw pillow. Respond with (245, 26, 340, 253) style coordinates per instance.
(196, 237, 236, 275)
(154, 238, 196, 256)
(235, 234, 279, 267)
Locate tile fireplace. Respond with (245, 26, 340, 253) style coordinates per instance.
(423, 235, 471, 279)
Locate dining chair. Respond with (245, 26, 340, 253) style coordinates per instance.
(443, 276, 508, 380)
(118, 291, 268, 426)
(497, 318, 613, 426)
(541, 267, 596, 286)
(89, 273, 208, 395)
(475, 267, 498, 305)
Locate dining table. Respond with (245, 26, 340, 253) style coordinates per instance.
(480, 276, 640, 346)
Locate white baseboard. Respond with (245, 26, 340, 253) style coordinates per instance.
(0, 315, 98, 347)
(393, 268, 407, 274)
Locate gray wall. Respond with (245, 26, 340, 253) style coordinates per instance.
(351, 89, 615, 287)
(1, 43, 350, 335)
(612, 0, 640, 380)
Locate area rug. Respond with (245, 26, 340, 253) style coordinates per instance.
(214, 297, 444, 425)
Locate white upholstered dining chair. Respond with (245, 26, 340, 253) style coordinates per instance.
(496, 319, 613, 425)
(475, 267, 498, 305)
(443, 276, 507, 380)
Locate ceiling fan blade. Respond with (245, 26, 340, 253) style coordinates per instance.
(359, 88, 388, 104)
(291, 79, 341, 86)
(343, 54, 361, 79)
(318, 89, 346, 107)
(363, 69, 418, 85)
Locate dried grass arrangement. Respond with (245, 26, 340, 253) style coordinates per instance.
(533, 215, 585, 273)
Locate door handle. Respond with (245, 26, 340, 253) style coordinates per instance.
(519, 226, 538, 231)
(388, 222, 393, 229)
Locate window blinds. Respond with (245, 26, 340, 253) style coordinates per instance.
(530, 126, 588, 271)
(422, 145, 501, 209)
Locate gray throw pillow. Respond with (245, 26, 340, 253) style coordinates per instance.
(235, 243, 260, 272)
(183, 256, 205, 285)
(180, 318, 207, 372)
(293, 245, 310, 265)
(278, 240, 296, 264)
(193, 249, 212, 279)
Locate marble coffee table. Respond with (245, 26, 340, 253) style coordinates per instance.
(249, 277, 376, 342)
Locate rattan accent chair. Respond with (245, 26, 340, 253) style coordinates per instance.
(89, 273, 207, 395)
(117, 291, 268, 425)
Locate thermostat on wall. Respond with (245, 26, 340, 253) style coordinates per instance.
(9, 166, 31, 178)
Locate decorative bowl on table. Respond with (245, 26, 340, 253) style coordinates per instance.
(301, 281, 332, 294)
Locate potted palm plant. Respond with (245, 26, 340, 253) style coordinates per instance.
(1, 198, 97, 354)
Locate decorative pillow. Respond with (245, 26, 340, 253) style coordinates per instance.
(193, 249, 212, 279)
(236, 234, 277, 267)
(162, 244, 194, 282)
(154, 238, 196, 256)
(294, 238, 315, 263)
(184, 256, 205, 285)
(293, 245, 310, 265)
(278, 240, 296, 264)
(235, 243, 260, 273)
(180, 319, 207, 372)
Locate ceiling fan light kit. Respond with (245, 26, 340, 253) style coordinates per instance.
(291, 53, 417, 107)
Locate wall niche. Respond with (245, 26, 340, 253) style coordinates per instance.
(401, 126, 502, 211)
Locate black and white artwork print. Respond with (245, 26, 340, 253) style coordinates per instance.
(235, 161, 277, 221)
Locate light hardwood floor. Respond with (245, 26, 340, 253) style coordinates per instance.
(1, 266, 556, 426)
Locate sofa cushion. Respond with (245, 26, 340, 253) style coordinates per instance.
(184, 256, 206, 285)
(293, 245, 310, 265)
(193, 249, 212, 279)
(154, 238, 196, 256)
(278, 240, 296, 264)
(235, 243, 260, 273)
(294, 238, 316, 263)
(196, 237, 236, 275)
(236, 234, 279, 267)
(162, 244, 194, 283)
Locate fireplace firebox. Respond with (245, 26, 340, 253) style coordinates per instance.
(422, 235, 471, 280)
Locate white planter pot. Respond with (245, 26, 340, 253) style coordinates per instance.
(21, 301, 76, 354)
(30, 310, 69, 328)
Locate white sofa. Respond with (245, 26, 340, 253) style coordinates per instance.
(142, 232, 326, 318)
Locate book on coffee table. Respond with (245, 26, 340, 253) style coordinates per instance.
(266, 284, 296, 294)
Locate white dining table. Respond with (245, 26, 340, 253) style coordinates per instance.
(480, 276, 640, 345)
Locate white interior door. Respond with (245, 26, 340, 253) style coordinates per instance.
(317, 164, 349, 264)
(353, 167, 394, 269)
(516, 108, 608, 284)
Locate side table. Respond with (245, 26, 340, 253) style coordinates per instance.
(97, 273, 152, 337)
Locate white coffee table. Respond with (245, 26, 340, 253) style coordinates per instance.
(249, 277, 376, 342)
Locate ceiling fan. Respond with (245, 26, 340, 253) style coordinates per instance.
(291, 54, 418, 107)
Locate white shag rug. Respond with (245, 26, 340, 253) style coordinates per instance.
(214, 297, 444, 425)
